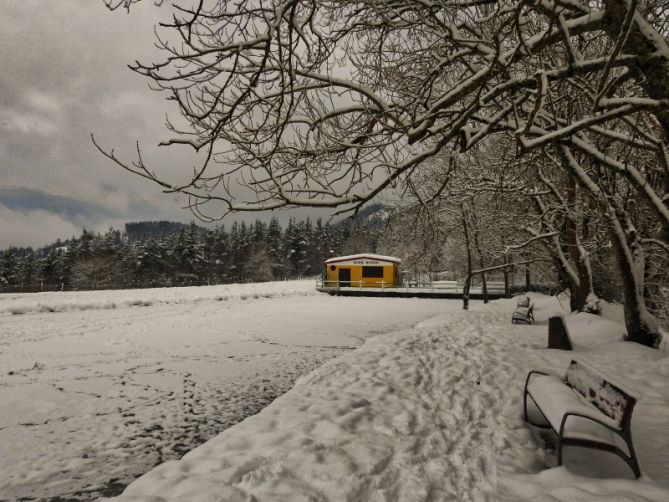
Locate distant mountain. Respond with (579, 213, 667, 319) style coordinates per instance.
(124, 221, 203, 243)
(335, 203, 388, 230)
(332, 203, 389, 255)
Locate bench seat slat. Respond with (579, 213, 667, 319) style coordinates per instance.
(527, 374, 621, 438)
(512, 305, 533, 324)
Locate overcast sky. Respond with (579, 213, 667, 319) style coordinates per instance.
(0, 1, 333, 249)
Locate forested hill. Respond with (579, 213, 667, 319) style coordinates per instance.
(124, 221, 197, 243)
(0, 209, 387, 292)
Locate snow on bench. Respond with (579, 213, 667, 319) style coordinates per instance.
(512, 296, 534, 324)
(429, 280, 459, 290)
(484, 281, 505, 291)
(523, 360, 640, 477)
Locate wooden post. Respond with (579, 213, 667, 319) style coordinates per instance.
(548, 316, 573, 350)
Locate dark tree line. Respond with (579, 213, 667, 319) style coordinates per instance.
(0, 216, 374, 292)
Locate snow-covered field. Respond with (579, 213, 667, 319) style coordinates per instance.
(109, 293, 669, 502)
(0, 281, 453, 500)
(2, 283, 668, 501)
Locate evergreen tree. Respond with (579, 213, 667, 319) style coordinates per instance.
(284, 219, 309, 277)
(210, 225, 230, 283)
(16, 250, 36, 288)
(266, 217, 284, 279)
(227, 222, 245, 282)
(0, 216, 378, 291)
(0, 248, 18, 286)
(310, 219, 328, 275)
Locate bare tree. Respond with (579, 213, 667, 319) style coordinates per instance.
(100, 0, 669, 345)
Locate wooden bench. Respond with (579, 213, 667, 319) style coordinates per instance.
(431, 280, 458, 290)
(512, 296, 534, 324)
(523, 359, 640, 477)
(485, 281, 506, 292)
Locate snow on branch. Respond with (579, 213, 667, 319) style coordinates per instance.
(504, 232, 558, 254)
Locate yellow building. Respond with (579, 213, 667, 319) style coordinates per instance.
(323, 254, 401, 288)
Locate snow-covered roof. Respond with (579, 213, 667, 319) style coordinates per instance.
(324, 253, 401, 264)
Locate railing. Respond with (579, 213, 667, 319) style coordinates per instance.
(317, 279, 514, 294)
(319, 279, 392, 289)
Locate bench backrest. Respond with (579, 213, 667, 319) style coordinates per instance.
(432, 280, 458, 289)
(565, 360, 636, 429)
(517, 296, 531, 308)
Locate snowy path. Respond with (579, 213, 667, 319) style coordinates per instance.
(113, 296, 669, 502)
(113, 300, 529, 501)
(0, 282, 453, 501)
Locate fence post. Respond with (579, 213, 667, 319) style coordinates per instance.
(548, 316, 573, 350)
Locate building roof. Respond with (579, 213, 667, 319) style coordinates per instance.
(324, 253, 402, 264)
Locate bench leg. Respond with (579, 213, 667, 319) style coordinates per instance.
(558, 434, 641, 478)
(523, 388, 529, 422)
(628, 452, 641, 478)
(624, 432, 641, 478)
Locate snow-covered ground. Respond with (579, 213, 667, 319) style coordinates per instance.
(0, 280, 453, 500)
(109, 293, 669, 502)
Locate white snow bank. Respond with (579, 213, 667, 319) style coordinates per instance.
(0, 279, 316, 315)
(110, 294, 669, 502)
(501, 466, 669, 501)
(113, 324, 505, 501)
(0, 290, 452, 500)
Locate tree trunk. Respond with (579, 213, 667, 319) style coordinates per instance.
(560, 146, 659, 346)
(532, 193, 583, 307)
(470, 211, 488, 303)
(502, 248, 511, 298)
(563, 169, 598, 312)
(565, 174, 587, 309)
(463, 272, 472, 310)
(461, 206, 473, 310)
(480, 272, 488, 303)
(608, 208, 659, 347)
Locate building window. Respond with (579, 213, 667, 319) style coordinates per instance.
(362, 266, 384, 278)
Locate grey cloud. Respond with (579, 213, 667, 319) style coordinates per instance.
(0, 206, 82, 249)
(0, 184, 194, 249)
(0, 1, 343, 250)
(0, 186, 119, 222)
(0, 2, 179, 223)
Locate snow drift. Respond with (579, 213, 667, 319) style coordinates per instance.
(110, 294, 669, 501)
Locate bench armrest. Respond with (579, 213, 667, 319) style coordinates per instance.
(523, 369, 552, 395)
(523, 370, 551, 422)
(558, 411, 623, 438)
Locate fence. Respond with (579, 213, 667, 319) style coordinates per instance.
(0, 276, 317, 295)
(318, 277, 553, 295)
